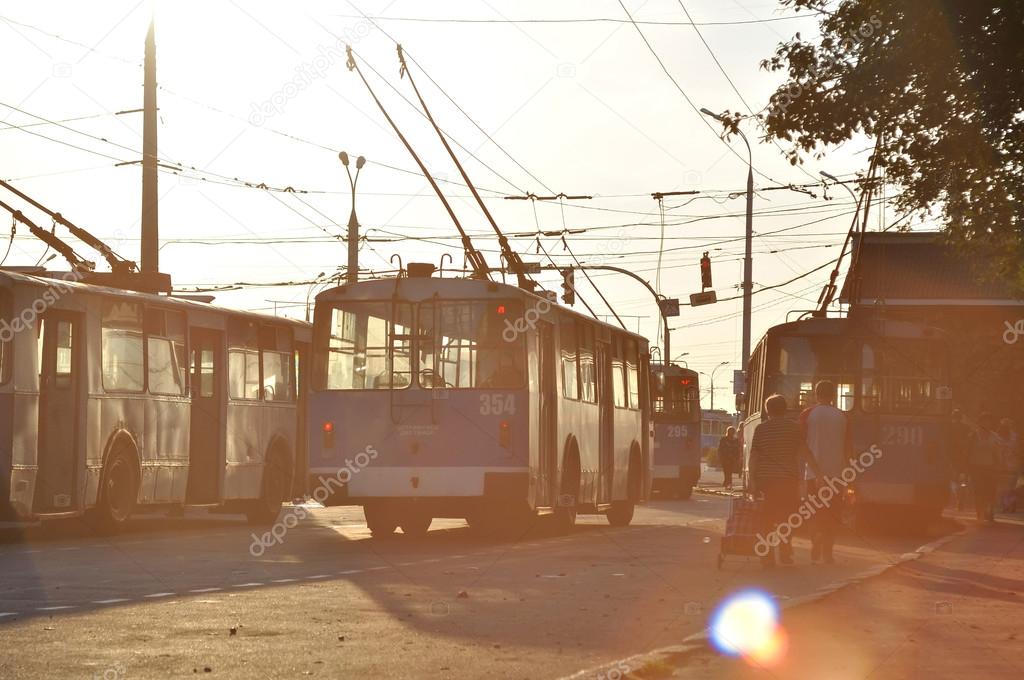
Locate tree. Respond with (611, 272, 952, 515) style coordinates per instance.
(746, 1, 1023, 292)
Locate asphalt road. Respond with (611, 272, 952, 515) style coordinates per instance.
(0, 496, 953, 679)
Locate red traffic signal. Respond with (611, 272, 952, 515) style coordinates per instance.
(700, 251, 712, 290)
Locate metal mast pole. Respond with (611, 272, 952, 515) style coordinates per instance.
(140, 18, 158, 274)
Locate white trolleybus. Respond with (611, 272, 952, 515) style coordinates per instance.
(0, 268, 310, 531)
(309, 268, 654, 536)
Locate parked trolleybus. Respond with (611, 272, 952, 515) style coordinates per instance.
(0, 269, 310, 531)
(650, 364, 701, 498)
(309, 269, 654, 536)
(739, 315, 951, 527)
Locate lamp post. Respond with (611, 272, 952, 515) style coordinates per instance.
(339, 151, 366, 284)
(700, 108, 753, 382)
(699, 361, 729, 411)
(820, 170, 857, 204)
(673, 352, 689, 368)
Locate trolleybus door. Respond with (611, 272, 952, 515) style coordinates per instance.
(35, 311, 80, 513)
(187, 327, 223, 503)
(537, 321, 558, 508)
(597, 342, 613, 503)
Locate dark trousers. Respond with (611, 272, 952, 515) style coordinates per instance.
(808, 479, 841, 558)
(757, 477, 800, 562)
(723, 462, 735, 487)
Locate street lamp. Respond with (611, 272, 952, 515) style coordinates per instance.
(699, 361, 730, 411)
(700, 108, 753, 384)
(339, 151, 366, 284)
(820, 170, 857, 204)
(672, 352, 689, 368)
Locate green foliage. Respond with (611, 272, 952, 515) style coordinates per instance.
(753, 1, 1024, 292)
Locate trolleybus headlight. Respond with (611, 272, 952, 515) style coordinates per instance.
(323, 421, 335, 448)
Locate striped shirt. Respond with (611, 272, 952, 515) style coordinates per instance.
(750, 417, 801, 482)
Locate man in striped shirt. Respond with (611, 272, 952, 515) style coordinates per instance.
(750, 394, 822, 567)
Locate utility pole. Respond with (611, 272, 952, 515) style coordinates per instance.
(700, 108, 753, 380)
(339, 152, 365, 284)
(140, 18, 158, 275)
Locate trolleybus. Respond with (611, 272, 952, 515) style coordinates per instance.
(308, 268, 654, 536)
(739, 315, 951, 527)
(0, 268, 310, 531)
(650, 364, 701, 498)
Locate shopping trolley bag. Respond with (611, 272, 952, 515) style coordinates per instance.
(717, 495, 763, 567)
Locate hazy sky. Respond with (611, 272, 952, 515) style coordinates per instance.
(0, 0, 925, 407)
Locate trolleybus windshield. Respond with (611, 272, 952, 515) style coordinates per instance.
(653, 374, 699, 422)
(322, 301, 414, 390)
(419, 300, 526, 390)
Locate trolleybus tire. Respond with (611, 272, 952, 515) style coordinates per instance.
(552, 450, 580, 534)
(399, 513, 432, 537)
(92, 446, 139, 534)
(364, 504, 398, 537)
(246, 451, 289, 526)
(605, 500, 635, 527)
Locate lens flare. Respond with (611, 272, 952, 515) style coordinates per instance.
(709, 589, 787, 667)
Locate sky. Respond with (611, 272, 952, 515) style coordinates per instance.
(0, 0, 931, 408)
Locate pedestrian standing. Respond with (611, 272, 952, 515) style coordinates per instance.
(799, 380, 850, 564)
(718, 426, 741, 489)
(749, 394, 822, 567)
(949, 409, 974, 511)
(997, 418, 1019, 512)
(969, 413, 1003, 523)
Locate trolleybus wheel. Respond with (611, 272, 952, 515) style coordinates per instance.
(94, 447, 139, 534)
(399, 513, 432, 537)
(605, 500, 635, 527)
(246, 452, 289, 525)
(364, 504, 398, 537)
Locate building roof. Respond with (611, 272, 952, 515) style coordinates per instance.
(839, 232, 1023, 305)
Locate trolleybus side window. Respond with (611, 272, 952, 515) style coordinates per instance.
(578, 323, 597, 403)
(228, 319, 261, 400)
(748, 343, 764, 417)
(146, 308, 187, 396)
(560, 316, 579, 399)
(861, 340, 943, 414)
(625, 338, 640, 410)
(260, 324, 294, 401)
(612, 337, 627, 408)
(101, 301, 145, 393)
(324, 302, 414, 390)
(421, 300, 524, 389)
(776, 336, 855, 411)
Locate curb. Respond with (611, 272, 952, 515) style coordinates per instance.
(557, 524, 967, 680)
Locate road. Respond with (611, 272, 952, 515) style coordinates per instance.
(0, 495, 954, 679)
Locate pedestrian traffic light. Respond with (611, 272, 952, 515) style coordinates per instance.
(700, 251, 712, 290)
(561, 268, 575, 305)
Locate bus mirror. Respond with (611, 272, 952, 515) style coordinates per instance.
(735, 393, 746, 413)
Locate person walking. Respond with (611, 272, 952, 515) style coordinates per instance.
(718, 426, 741, 489)
(969, 413, 1003, 523)
(799, 380, 851, 564)
(997, 418, 1019, 512)
(749, 394, 822, 567)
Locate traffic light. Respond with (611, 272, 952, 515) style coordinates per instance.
(561, 268, 575, 305)
(700, 251, 712, 290)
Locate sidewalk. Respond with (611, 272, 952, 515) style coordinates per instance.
(631, 514, 1024, 679)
